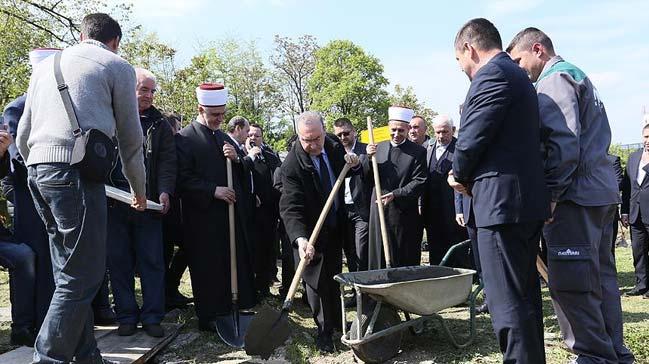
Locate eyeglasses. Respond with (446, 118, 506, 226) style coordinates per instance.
(336, 131, 351, 138)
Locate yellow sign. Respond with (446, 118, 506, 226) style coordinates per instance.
(360, 126, 390, 144)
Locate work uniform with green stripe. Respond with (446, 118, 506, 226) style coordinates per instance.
(538, 56, 634, 364)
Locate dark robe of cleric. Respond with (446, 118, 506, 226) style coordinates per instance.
(365, 107, 428, 269)
(175, 84, 255, 327)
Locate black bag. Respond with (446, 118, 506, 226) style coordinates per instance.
(54, 52, 117, 182)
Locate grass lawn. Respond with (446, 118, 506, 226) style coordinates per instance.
(1, 246, 648, 363)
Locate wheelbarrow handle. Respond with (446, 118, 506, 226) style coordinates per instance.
(284, 163, 352, 305)
(368, 116, 392, 268)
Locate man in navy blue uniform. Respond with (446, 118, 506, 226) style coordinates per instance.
(449, 18, 550, 363)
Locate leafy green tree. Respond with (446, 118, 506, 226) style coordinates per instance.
(0, 0, 132, 107)
(389, 84, 437, 122)
(270, 34, 318, 121)
(308, 40, 390, 130)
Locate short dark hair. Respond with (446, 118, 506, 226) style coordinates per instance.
(506, 27, 555, 54)
(333, 117, 353, 129)
(249, 123, 264, 134)
(228, 115, 249, 133)
(411, 115, 426, 123)
(81, 13, 122, 43)
(454, 18, 502, 52)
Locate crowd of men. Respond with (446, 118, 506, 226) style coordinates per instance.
(0, 11, 641, 364)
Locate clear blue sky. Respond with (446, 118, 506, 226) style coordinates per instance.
(127, 0, 649, 144)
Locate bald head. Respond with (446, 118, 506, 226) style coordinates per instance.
(409, 116, 428, 145)
(297, 111, 325, 156)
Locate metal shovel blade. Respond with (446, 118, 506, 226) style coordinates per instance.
(244, 305, 291, 359)
(215, 310, 254, 348)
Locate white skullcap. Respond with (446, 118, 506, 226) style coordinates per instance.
(29, 48, 61, 67)
(196, 83, 228, 107)
(388, 106, 415, 123)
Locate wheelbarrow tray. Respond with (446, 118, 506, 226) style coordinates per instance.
(336, 265, 475, 316)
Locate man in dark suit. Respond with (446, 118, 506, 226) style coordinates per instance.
(365, 106, 428, 269)
(622, 126, 649, 298)
(246, 123, 282, 297)
(279, 111, 359, 353)
(422, 114, 467, 265)
(509, 27, 633, 363)
(449, 18, 550, 363)
(609, 154, 623, 256)
(333, 118, 371, 271)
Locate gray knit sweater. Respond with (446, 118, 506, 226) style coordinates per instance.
(17, 40, 145, 196)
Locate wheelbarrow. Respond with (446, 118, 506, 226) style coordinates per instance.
(334, 240, 483, 363)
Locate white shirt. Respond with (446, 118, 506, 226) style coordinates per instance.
(638, 158, 648, 186)
(435, 142, 449, 161)
(344, 141, 357, 205)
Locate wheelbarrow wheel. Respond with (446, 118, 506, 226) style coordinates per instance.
(349, 305, 402, 363)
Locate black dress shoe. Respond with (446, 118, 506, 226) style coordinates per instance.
(625, 287, 648, 296)
(10, 327, 35, 346)
(143, 323, 165, 338)
(316, 333, 335, 353)
(117, 323, 137, 336)
(643, 291, 649, 299)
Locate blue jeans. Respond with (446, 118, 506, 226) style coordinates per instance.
(28, 163, 106, 364)
(0, 241, 36, 330)
(107, 202, 165, 325)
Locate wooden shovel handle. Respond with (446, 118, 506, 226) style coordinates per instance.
(284, 163, 352, 303)
(227, 158, 238, 301)
(367, 116, 392, 268)
(536, 255, 548, 284)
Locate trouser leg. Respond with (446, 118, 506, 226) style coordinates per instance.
(29, 163, 105, 364)
(478, 222, 545, 364)
(133, 212, 165, 325)
(543, 202, 624, 364)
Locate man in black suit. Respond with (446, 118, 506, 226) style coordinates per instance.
(365, 106, 428, 269)
(279, 111, 359, 353)
(449, 18, 550, 363)
(246, 123, 282, 297)
(622, 125, 649, 298)
(422, 114, 467, 265)
(333, 118, 371, 271)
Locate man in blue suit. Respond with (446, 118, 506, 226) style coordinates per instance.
(449, 18, 550, 363)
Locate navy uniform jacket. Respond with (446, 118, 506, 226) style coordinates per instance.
(453, 52, 550, 228)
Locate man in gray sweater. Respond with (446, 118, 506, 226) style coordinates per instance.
(17, 13, 146, 364)
(508, 28, 634, 364)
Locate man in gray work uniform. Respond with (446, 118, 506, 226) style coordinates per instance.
(508, 28, 634, 364)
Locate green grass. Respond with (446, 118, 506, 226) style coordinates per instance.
(1, 247, 648, 363)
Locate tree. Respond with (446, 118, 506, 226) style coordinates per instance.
(0, 0, 132, 107)
(308, 40, 390, 130)
(270, 34, 318, 121)
(389, 84, 437, 123)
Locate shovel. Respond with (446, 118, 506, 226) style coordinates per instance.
(367, 116, 393, 268)
(215, 158, 254, 348)
(245, 162, 352, 359)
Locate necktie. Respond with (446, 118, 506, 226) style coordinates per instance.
(318, 154, 336, 227)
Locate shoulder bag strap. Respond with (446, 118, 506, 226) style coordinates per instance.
(53, 51, 82, 138)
